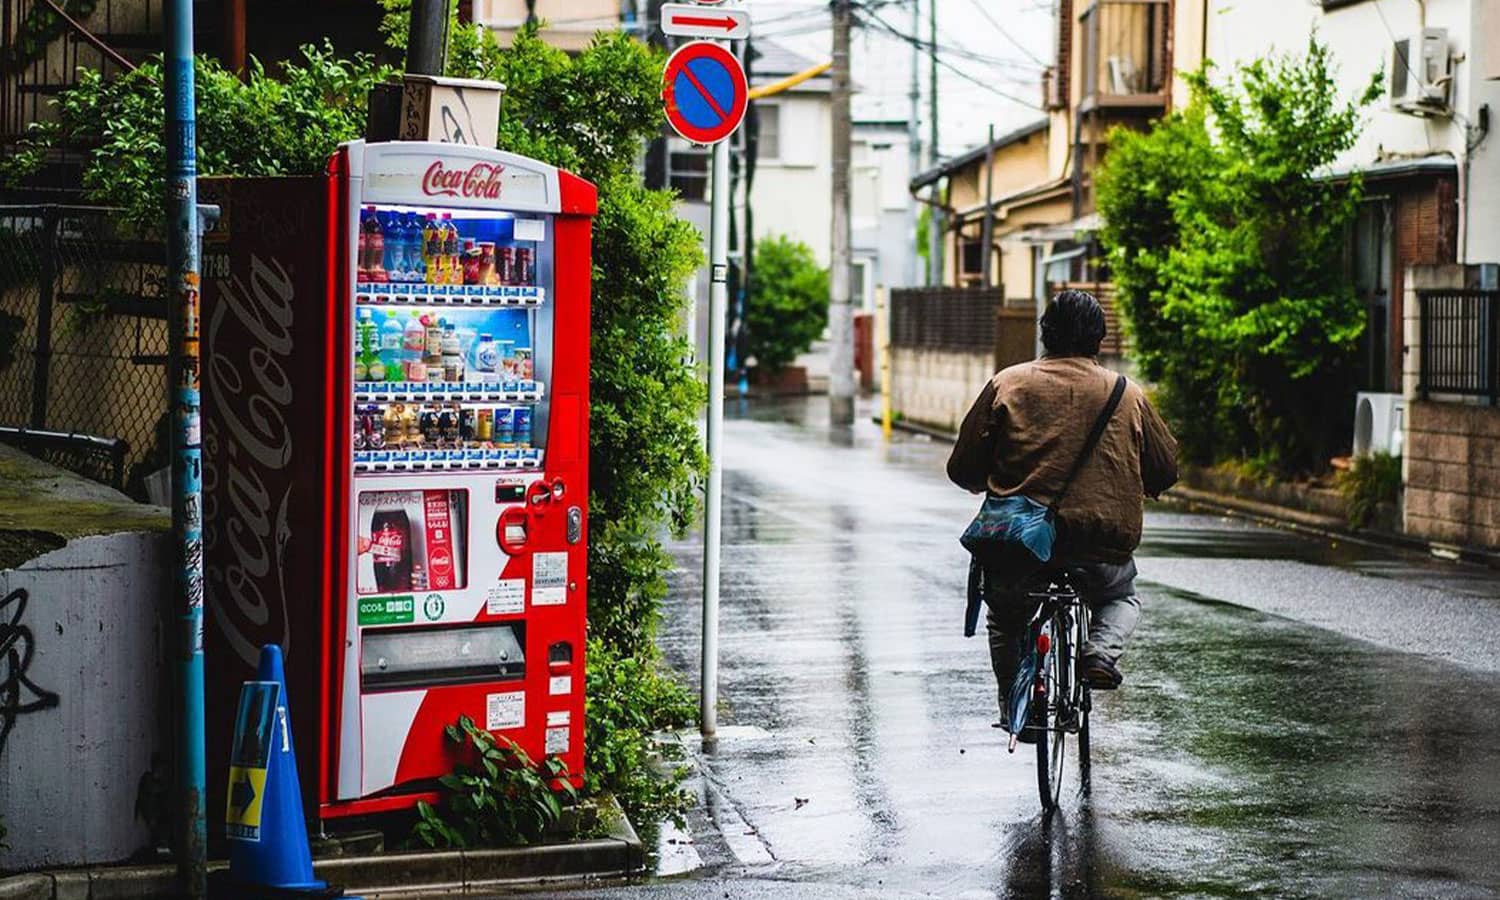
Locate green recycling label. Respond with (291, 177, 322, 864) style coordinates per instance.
(359, 595, 414, 626)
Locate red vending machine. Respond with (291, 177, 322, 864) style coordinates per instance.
(321, 141, 596, 817)
(201, 140, 596, 828)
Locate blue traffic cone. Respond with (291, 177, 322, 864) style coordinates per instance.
(220, 644, 344, 898)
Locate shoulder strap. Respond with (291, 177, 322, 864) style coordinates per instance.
(1050, 374, 1127, 513)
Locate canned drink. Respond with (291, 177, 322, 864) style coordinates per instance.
(476, 408, 493, 442)
(419, 408, 439, 446)
(513, 406, 532, 448)
(516, 248, 533, 286)
(513, 347, 533, 381)
(459, 408, 476, 443)
(498, 246, 516, 285)
(494, 406, 515, 446)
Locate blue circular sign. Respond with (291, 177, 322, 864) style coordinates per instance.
(663, 41, 748, 145)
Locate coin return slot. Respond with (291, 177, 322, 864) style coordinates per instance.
(361, 623, 524, 691)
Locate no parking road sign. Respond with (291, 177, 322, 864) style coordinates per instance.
(662, 41, 747, 145)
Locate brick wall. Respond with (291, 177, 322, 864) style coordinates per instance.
(1405, 401, 1500, 548)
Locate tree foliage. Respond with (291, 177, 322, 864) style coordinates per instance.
(746, 235, 829, 372)
(1097, 39, 1381, 474)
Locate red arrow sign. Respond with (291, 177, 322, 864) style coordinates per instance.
(672, 13, 737, 31)
(660, 3, 750, 39)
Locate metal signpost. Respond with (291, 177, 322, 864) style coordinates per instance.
(662, 15, 748, 739)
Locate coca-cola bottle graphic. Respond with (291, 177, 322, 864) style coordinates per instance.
(370, 507, 412, 592)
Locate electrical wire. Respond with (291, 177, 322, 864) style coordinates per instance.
(965, 0, 1047, 66)
(856, 4, 1044, 109)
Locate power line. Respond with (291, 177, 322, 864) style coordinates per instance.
(856, 4, 1043, 110)
(965, 0, 1047, 67)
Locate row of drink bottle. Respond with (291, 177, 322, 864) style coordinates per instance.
(355, 308, 532, 384)
(355, 402, 534, 451)
(357, 207, 534, 287)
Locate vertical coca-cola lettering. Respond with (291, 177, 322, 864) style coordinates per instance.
(204, 251, 297, 668)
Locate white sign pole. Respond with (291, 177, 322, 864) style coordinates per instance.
(701, 134, 730, 739)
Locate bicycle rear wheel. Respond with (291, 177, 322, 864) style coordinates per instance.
(1035, 617, 1067, 812)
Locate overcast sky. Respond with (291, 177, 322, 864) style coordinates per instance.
(748, 0, 1056, 166)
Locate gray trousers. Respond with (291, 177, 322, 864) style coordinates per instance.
(984, 560, 1142, 712)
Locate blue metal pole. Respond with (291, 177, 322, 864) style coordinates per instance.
(164, 0, 205, 894)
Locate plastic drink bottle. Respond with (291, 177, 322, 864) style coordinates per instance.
(387, 211, 405, 282)
(379, 310, 404, 382)
(356, 307, 378, 381)
(402, 311, 426, 382)
(356, 208, 370, 282)
(423, 213, 441, 284)
(440, 214, 460, 284)
(405, 212, 425, 283)
(362, 206, 386, 283)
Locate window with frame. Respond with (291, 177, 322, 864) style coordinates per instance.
(756, 103, 781, 161)
(666, 137, 710, 202)
(958, 235, 984, 285)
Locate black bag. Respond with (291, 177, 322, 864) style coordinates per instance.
(961, 373, 1127, 636)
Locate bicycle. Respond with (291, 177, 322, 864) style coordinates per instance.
(1003, 572, 1091, 813)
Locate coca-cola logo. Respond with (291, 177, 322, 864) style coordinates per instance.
(372, 526, 405, 562)
(422, 161, 505, 199)
(429, 546, 452, 577)
(203, 252, 296, 670)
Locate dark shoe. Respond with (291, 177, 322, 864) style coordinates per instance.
(1082, 652, 1123, 690)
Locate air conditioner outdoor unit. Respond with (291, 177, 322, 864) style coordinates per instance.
(1390, 28, 1453, 116)
(1353, 392, 1406, 458)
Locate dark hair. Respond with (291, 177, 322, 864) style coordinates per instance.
(1040, 289, 1106, 357)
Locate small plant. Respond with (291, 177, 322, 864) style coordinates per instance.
(409, 715, 576, 849)
(745, 235, 829, 373)
(1339, 452, 1402, 528)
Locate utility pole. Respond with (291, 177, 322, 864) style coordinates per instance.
(908, 0, 921, 287)
(829, 0, 855, 425)
(927, 0, 942, 285)
(164, 0, 204, 893)
(407, 0, 449, 75)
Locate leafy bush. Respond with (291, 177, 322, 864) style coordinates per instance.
(584, 640, 696, 828)
(2, 43, 393, 224)
(1339, 452, 1402, 528)
(410, 716, 576, 848)
(746, 235, 829, 372)
(1097, 39, 1382, 474)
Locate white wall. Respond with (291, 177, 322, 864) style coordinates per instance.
(749, 92, 833, 266)
(1204, 0, 1499, 261)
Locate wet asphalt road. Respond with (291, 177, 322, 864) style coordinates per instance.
(540, 397, 1500, 899)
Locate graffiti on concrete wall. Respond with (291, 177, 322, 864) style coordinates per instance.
(0, 587, 60, 758)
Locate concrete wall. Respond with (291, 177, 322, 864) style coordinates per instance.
(1405, 402, 1500, 549)
(891, 347, 996, 434)
(0, 532, 169, 869)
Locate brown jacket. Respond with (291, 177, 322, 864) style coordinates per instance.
(947, 356, 1178, 565)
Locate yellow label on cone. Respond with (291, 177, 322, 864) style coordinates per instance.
(225, 765, 267, 840)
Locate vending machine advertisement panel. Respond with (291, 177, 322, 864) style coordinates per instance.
(323, 141, 595, 815)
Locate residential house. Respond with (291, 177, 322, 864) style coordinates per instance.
(1172, 0, 1500, 551)
(476, 0, 638, 50)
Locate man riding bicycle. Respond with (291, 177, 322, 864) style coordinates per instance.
(947, 290, 1178, 728)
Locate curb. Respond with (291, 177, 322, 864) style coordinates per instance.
(0, 798, 643, 899)
(1161, 485, 1500, 570)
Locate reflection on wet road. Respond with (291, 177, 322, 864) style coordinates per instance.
(555, 399, 1500, 898)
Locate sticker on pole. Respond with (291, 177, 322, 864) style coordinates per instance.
(226, 681, 278, 841)
(661, 3, 750, 40)
(662, 40, 748, 145)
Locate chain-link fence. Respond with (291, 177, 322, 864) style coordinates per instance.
(0, 205, 167, 495)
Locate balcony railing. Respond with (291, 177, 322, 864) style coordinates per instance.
(1079, 0, 1169, 112)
